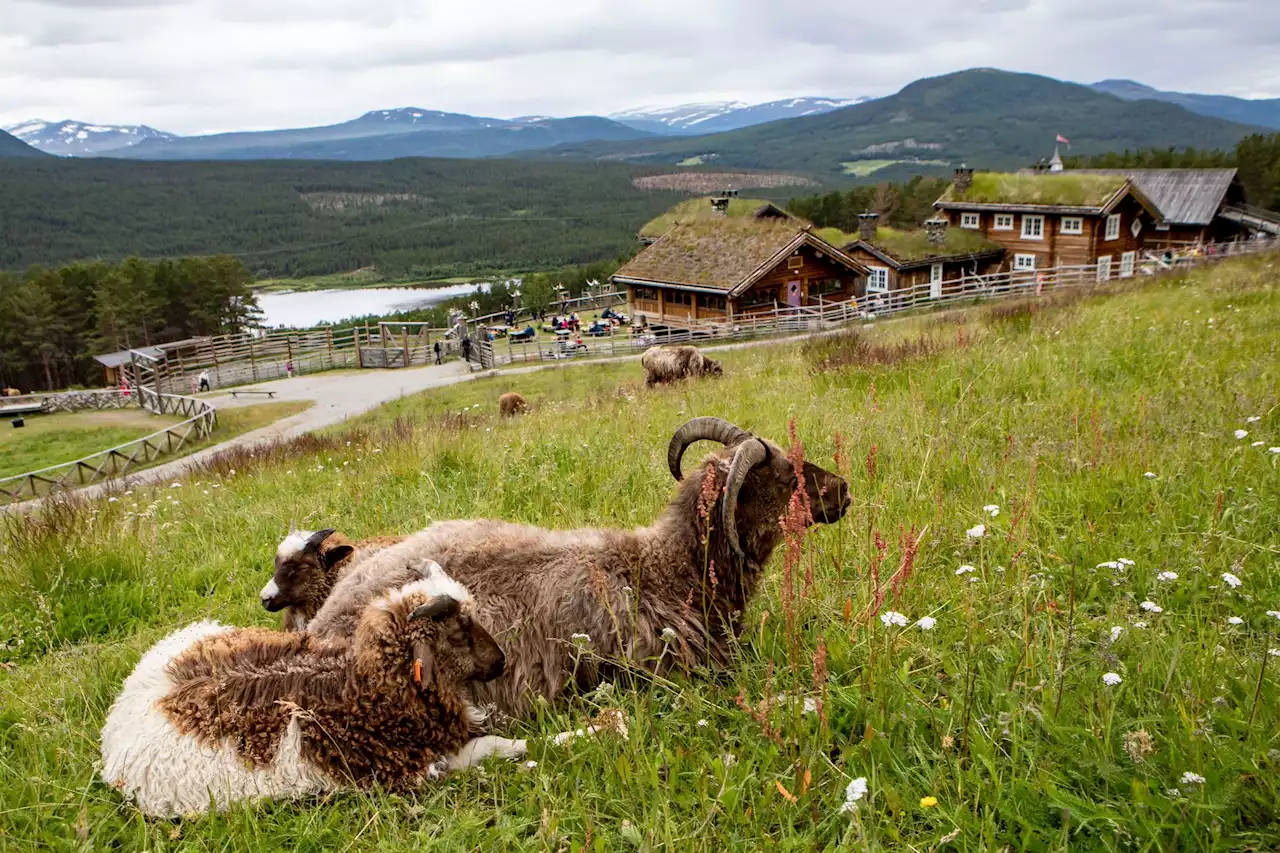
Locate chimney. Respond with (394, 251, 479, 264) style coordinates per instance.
(857, 211, 880, 242)
(924, 217, 949, 247)
(953, 165, 974, 193)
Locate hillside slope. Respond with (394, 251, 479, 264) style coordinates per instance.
(528, 69, 1261, 174)
(1091, 79, 1280, 131)
(4, 120, 177, 156)
(0, 129, 49, 158)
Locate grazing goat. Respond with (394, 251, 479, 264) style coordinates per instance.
(640, 345, 723, 387)
(2, 388, 19, 397)
(260, 527, 405, 631)
(308, 416, 850, 719)
(100, 568, 523, 818)
(498, 392, 529, 417)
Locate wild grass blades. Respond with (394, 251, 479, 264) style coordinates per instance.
(1, 253, 1278, 849)
(802, 327, 947, 373)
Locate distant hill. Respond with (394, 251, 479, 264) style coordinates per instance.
(527, 69, 1263, 175)
(611, 97, 865, 134)
(1090, 79, 1280, 131)
(0, 129, 49, 158)
(5, 119, 176, 156)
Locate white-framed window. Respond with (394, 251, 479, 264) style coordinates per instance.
(1021, 215, 1044, 240)
(1097, 255, 1113, 281)
(1130, 218, 1143, 238)
(1060, 217, 1083, 235)
(994, 214, 1014, 231)
(960, 212, 980, 229)
(1105, 214, 1121, 241)
(1119, 251, 1136, 278)
(867, 266, 890, 293)
(1014, 253, 1036, 271)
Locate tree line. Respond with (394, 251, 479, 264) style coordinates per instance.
(0, 256, 260, 392)
(786, 176, 952, 235)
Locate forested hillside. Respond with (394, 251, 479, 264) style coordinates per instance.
(0, 129, 46, 158)
(0, 256, 259, 392)
(787, 176, 951, 234)
(0, 158, 684, 277)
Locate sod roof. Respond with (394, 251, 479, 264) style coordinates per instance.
(852, 225, 1003, 264)
(637, 197, 802, 239)
(938, 171, 1128, 209)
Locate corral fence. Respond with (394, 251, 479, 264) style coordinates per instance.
(0, 388, 217, 504)
(476, 236, 1279, 366)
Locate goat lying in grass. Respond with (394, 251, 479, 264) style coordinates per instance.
(101, 565, 521, 818)
(306, 416, 850, 719)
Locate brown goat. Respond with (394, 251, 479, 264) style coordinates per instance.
(640, 345, 723, 387)
(3, 388, 20, 397)
(498, 392, 529, 417)
(260, 527, 405, 631)
(308, 417, 850, 719)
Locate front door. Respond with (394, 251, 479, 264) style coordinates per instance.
(786, 280, 802, 307)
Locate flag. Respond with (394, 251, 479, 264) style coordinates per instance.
(1056, 134, 1070, 145)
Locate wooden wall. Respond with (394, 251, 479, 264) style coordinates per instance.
(738, 243, 861, 314)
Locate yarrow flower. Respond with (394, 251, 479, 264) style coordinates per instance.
(660, 627, 679, 644)
(839, 777, 868, 813)
(696, 719, 709, 728)
(1234, 429, 1248, 439)
(1144, 472, 1157, 479)
(1269, 649, 1280, 658)
(524, 760, 538, 769)
(1097, 561, 1123, 570)
(1140, 601, 1163, 613)
(1118, 558, 1135, 567)
(1132, 621, 1148, 629)
(1227, 616, 1244, 625)
(1156, 571, 1178, 582)
(1246, 415, 1261, 423)
(956, 565, 976, 576)
(1222, 573, 1243, 589)
(570, 632, 592, 647)
(1266, 611, 1280, 620)
(916, 616, 937, 630)
(1270, 447, 1280, 454)
(1110, 626, 1124, 643)
(1102, 672, 1123, 686)
(983, 504, 1000, 517)
(965, 524, 986, 539)
(880, 611, 909, 627)
(1180, 771, 1205, 785)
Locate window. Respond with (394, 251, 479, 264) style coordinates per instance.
(930, 263, 943, 284)
(811, 278, 843, 296)
(695, 294, 726, 311)
(739, 289, 774, 308)
(633, 286, 659, 301)
(960, 212, 980, 229)
(994, 214, 1014, 231)
(1021, 215, 1044, 240)
(1119, 251, 1136, 278)
(1097, 255, 1112, 282)
(867, 266, 890, 293)
(1105, 214, 1120, 241)
(666, 290, 692, 307)
(1130, 218, 1143, 238)
(1060, 217, 1083, 235)
(1013, 253, 1036, 271)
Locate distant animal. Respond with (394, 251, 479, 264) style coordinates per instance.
(640, 345, 723, 387)
(307, 416, 851, 719)
(2, 388, 19, 397)
(498, 392, 529, 417)
(260, 526, 405, 631)
(100, 567, 518, 818)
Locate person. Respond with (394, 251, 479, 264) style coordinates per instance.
(461, 336, 472, 363)
(198, 370, 210, 393)
(433, 340, 443, 365)
(285, 359, 294, 379)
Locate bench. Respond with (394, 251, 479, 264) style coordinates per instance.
(229, 389, 277, 399)
(0, 403, 43, 416)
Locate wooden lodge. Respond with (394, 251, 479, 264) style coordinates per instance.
(841, 213, 1004, 298)
(1069, 168, 1251, 247)
(613, 218, 868, 328)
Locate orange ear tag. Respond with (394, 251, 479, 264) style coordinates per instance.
(413, 659, 423, 685)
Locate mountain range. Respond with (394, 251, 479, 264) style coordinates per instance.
(1089, 80, 1280, 130)
(609, 97, 866, 134)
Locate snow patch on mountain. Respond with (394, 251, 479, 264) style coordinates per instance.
(609, 96, 869, 134)
(4, 119, 176, 155)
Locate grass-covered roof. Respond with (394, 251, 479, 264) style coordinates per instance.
(637, 197, 800, 239)
(939, 171, 1128, 208)
(616, 218, 806, 291)
(860, 225, 1003, 263)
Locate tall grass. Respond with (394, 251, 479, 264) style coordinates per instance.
(1, 255, 1278, 851)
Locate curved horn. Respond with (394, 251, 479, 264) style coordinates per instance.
(288, 519, 297, 534)
(409, 596, 459, 622)
(304, 528, 336, 551)
(667, 417, 752, 481)
(721, 439, 769, 560)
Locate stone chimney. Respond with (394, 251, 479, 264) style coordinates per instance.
(953, 165, 974, 193)
(857, 211, 880, 242)
(924, 217, 949, 247)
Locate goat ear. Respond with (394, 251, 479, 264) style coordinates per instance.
(412, 639, 434, 689)
(322, 544, 355, 569)
(409, 596, 459, 622)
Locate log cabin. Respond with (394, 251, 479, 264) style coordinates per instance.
(934, 168, 1165, 280)
(613, 217, 868, 328)
(1070, 169, 1254, 248)
(840, 213, 1004, 299)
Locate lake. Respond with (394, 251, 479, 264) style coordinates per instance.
(255, 283, 490, 328)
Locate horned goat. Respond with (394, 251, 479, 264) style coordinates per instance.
(498, 392, 529, 417)
(260, 527, 405, 631)
(308, 416, 850, 719)
(640, 345, 723, 387)
(100, 567, 524, 818)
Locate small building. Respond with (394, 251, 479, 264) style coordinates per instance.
(613, 217, 868, 327)
(934, 167, 1165, 278)
(841, 213, 1004, 299)
(1070, 168, 1252, 247)
(93, 346, 164, 388)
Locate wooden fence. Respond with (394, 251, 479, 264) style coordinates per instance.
(0, 389, 217, 504)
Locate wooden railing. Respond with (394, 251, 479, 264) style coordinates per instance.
(0, 389, 217, 504)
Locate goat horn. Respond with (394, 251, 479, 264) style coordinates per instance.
(288, 519, 297, 534)
(409, 596, 458, 622)
(722, 439, 769, 560)
(305, 528, 336, 551)
(667, 417, 752, 481)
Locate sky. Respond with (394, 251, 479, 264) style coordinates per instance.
(2, 0, 1279, 134)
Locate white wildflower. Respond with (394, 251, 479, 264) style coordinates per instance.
(956, 565, 976, 576)
(1270, 447, 1280, 454)
(1266, 611, 1280, 620)
(1234, 429, 1248, 439)
(965, 524, 986, 538)
(802, 697, 818, 714)
(1246, 416, 1260, 423)
(1110, 626, 1123, 643)
(108, 497, 119, 503)
(524, 760, 538, 769)
(1157, 571, 1178, 582)
(1270, 649, 1280, 658)
(916, 616, 937, 630)
(1097, 561, 1122, 570)
(1140, 601, 1163, 613)
(1252, 441, 1264, 447)
(1180, 771, 1205, 785)
(570, 632, 591, 647)
(880, 611, 909, 627)
(1118, 558, 1135, 567)
(1144, 472, 1157, 479)
(983, 504, 1000, 517)
(1166, 788, 1181, 798)
(696, 719, 709, 728)
(169, 482, 181, 488)
(1102, 672, 1123, 687)
(839, 777, 868, 813)
(1227, 616, 1244, 625)
(660, 627, 678, 644)
(1132, 621, 1148, 629)
(1222, 573, 1243, 589)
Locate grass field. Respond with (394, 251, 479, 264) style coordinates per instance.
(2, 255, 1278, 851)
(840, 159, 949, 177)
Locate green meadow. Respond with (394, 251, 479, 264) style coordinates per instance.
(1, 255, 1278, 851)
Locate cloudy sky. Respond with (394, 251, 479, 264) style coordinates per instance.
(2, 0, 1278, 134)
